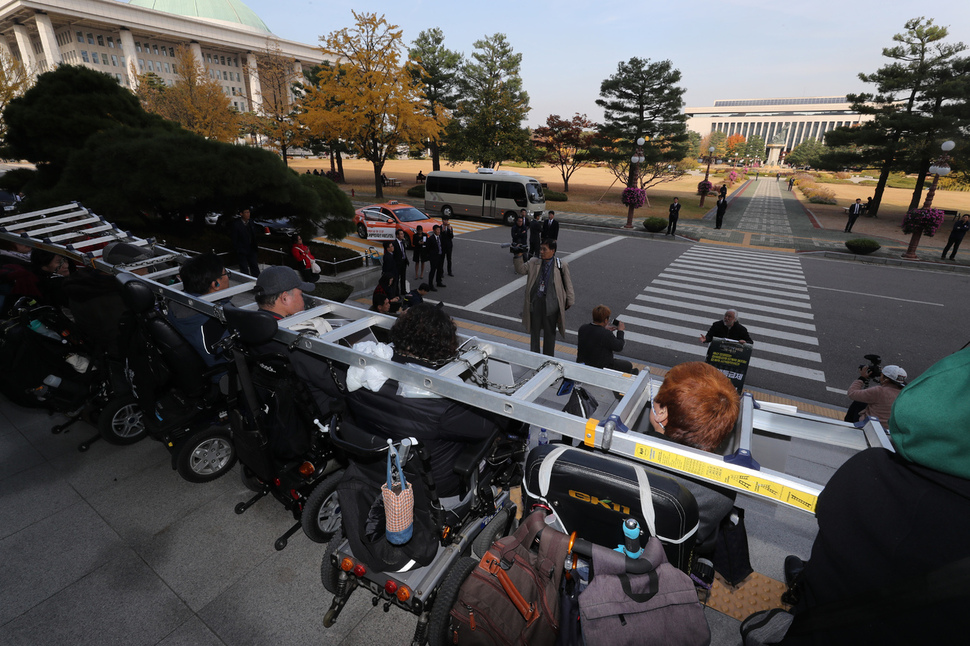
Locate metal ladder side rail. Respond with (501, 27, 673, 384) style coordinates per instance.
(0, 203, 89, 227)
(0, 205, 855, 512)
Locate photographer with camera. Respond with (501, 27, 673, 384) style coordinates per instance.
(846, 356, 906, 425)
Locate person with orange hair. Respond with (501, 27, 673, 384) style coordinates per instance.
(648, 361, 741, 549)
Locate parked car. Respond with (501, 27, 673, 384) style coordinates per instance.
(353, 201, 440, 248)
(254, 216, 299, 239)
(0, 190, 19, 212)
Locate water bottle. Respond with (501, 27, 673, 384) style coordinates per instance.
(538, 428, 549, 446)
(29, 319, 66, 343)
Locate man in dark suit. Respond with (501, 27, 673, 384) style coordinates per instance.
(667, 198, 681, 236)
(942, 214, 970, 260)
(541, 210, 559, 241)
(440, 215, 455, 276)
(528, 211, 543, 258)
(845, 198, 863, 233)
(229, 207, 262, 276)
(577, 305, 636, 374)
(393, 229, 409, 290)
(715, 196, 728, 230)
(427, 224, 445, 290)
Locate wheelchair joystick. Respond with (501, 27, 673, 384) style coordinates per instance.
(616, 517, 643, 559)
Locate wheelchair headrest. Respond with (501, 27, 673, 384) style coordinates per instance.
(224, 305, 279, 345)
(118, 276, 156, 314)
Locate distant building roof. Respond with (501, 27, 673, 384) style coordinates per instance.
(127, 0, 272, 34)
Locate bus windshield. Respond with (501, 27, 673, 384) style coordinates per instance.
(526, 182, 544, 204)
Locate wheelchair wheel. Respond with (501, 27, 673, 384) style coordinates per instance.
(427, 556, 478, 646)
(175, 426, 237, 483)
(321, 527, 344, 594)
(302, 470, 343, 543)
(472, 508, 513, 559)
(98, 395, 148, 445)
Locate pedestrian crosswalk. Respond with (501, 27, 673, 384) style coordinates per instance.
(622, 245, 827, 382)
(314, 218, 500, 255)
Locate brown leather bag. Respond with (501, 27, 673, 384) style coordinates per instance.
(449, 510, 571, 645)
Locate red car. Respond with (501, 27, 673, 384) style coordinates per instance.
(353, 201, 441, 248)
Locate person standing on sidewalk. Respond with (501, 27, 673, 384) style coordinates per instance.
(715, 195, 728, 230)
(230, 207, 261, 277)
(542, 210, 559, 241)
(941, 214, 970, 260)
(667, 198, 681, 236)
(528, 211, 543, 258)
(845, 198, 863, 233)
(426, 225, 445, 291)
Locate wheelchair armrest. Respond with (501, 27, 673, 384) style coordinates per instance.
(329, 417, 392, 459)
(453, 428, 502, 482)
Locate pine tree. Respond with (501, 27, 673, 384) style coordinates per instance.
(409, 28, 461, 171)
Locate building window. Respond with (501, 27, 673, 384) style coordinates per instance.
(206, 53, 212, 64)
(138, 58, 144, 70)
(169, 47, 174, 57)
(111, 55, 118, 67)
(164, 62, 170, 73)
(102, 53, 109, 65)
(107, 36, 115, 48)
(171, 64, 177, 74)
(97, 35, 104, 46)
(135, 42, 142, 52)
(81, 50, 89, 63)
(76, 30, 84, 42)
(153, 44, 159, 55)
(147, 60, 153, 72)
(220, 55, 226, 65)
(222, 70, 228, 80)
(160, 47, 167, 57)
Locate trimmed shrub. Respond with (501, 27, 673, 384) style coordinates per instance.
(406, 184, 425, 198)
(643, 217, 668, 233)
(845, 238, 881, 255)
(545, 189, 568, 202)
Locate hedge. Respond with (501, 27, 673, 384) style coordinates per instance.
(844, 238, 881, 255)
(643, 217, 668, 233)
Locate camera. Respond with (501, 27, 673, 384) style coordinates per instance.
(858, 354, 881, 380)
(502, 242, 528, 254)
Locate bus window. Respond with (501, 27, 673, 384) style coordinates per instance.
(497, 181, 527, 207)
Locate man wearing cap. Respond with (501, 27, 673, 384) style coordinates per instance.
(230, 207, 261, 277)
(847, 363, 906, 424)
(779, 348, 970, 644)
(254, 265, 313, 319)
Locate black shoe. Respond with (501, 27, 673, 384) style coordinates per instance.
(784, 555, 806, 588)
(436, 283, 446, 288)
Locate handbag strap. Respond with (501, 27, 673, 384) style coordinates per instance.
(589, 542, 660, 603)
(385, 441, 407, 491)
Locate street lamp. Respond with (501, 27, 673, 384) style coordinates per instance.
(699, 146, 715, 207)
(902, 140, 955, 260)
(624, 137, 645, 229)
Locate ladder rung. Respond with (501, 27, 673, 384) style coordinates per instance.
(511, 365, 562, 402)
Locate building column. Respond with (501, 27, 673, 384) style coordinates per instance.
(11, 22, 36, 76)
(246, 52, 262, 114)
(118, 28, 138, 88)
(32, 11, 60, 71)
(189, 41, 204, 70)
(0, 36, 13, 62)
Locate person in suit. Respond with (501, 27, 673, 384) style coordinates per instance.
(845, 198, 863, 233)
(393, 229, 409, 291)
(541, 210, 559, 241)
(577, 305, 636, 374)
(229, 207, 261, 276)
(381, 240, 397, 279)
(512, 239, 575, 356)
(427, 225, 445, 291)
(715, 196, 728, 229)
(440, 215, 455, 276)
(718, 184, 727, 199)
(412, 225, 427, 281)
(941, 214, 970, 260)
(528, 211, 543, 258)
(667, 198, 681, 236)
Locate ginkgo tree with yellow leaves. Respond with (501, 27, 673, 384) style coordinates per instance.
(303, 11, 444, 199)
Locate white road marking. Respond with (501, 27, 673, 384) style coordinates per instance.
(809, 285, 945, 306)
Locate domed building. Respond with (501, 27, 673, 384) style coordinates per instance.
(0, 0, 327, 113)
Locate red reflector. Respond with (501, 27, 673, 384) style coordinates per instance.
(290, 489, 299, 500)
(384, 580, 398, 595)
(273, 478, 281, 487)
(352, 563, 366, 577)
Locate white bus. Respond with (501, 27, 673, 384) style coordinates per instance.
(424, 169, 546, 225)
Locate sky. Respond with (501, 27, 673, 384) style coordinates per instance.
(237, 0, 970, 128)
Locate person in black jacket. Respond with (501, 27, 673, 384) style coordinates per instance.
(229, 208, 261, 277)
(941, 214, 970, 260)
(541, 210, 559, 241)
(576, 305, 636, 374)
(528, 211, 543, 258)
(699, 309, 753, 345)
(393, 229, 409, 290)
(715, 196, 728, 229)
(511, 214, 529, 252)
(440, 215, 455, 277)
(667, 198, 681, 236)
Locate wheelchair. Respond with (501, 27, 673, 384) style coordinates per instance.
(320, 416, 526, 646)
(216, 305, 345, 551)
(101, 276, 235, 481)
